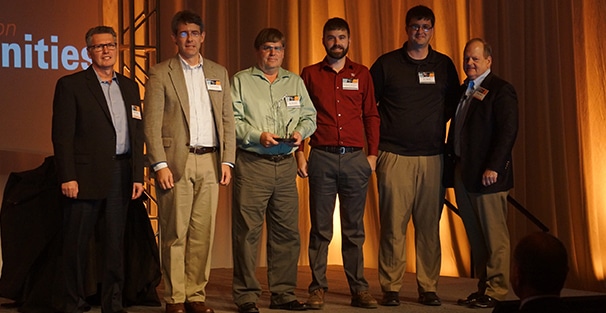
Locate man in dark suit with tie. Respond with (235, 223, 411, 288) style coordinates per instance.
(52, 26, 144, 313)
(445, 38, 519, 309)
(143, 10, 235, 313)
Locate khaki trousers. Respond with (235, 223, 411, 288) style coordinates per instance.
(454, 164, 510, 300)
(158, 152, 219, 303)
(376, 152, 444, 294)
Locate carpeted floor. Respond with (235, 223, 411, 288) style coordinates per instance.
(1, 265, 604, 313)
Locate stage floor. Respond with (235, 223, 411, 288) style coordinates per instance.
(1, 265, 604, 313)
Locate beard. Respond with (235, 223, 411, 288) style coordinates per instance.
(326, 44, 349, 59)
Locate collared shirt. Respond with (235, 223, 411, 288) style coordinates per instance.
(180, 54, 218, 147)
(96, 70, 130, 155)
(370, 42, 460, 156)
(300, 57, 380, 156)
(231, 66, 317, 155)
(151, 56, 231, 172)
(466, 68, 491, 93)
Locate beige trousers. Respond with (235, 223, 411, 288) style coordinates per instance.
(454, 164, 510, 300)
(376, 152, 444, 294)
(158, 152, 219, 303)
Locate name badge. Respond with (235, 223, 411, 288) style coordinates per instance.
(418, 71, 436, 84)
(342, 78, 359, 90)
(473, 87, 489, 101)
(284, 95, 301, 108)
(206, 79, 222, 91)
(131, 105, 142, 120)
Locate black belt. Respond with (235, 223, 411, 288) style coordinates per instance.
(315, 146, 362, 155)
(113, 153, 130, 160)
(189, 146, 217, 155)
(240, 149, 293, 162)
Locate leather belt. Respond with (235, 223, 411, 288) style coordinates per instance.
(189, 146, 217, 155)
(315, 146, 362, 155)
(240, 149, 293, 162)
(113, 153, 130, 160)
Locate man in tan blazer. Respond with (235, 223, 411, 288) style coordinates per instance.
(143, 10, 235, 313)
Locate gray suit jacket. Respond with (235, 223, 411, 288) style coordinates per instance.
(143, 55, 236, 182)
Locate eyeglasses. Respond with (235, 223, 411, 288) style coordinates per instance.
(88, 42, 117, 52)
(261, 45, 284, 52)
(408, 24, 433, 32)
(178, 30, 202, 38)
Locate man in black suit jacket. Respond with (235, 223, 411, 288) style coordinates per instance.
(52, 26, 144, 313)
(445, 38, 519, 309)
(510, 232, 569, 313)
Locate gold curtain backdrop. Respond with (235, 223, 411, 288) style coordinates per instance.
(103, 0, 606, 293)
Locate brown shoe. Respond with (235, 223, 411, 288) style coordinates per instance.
(166, 303, 186, 313)
(351, 291, 378, 309)
(306, 289, 325, 309)
(185, 302, 215, 313)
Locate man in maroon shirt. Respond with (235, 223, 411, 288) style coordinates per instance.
(296, 17, 380, 310)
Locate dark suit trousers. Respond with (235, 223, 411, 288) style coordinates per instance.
(307, 149, 371, 294)
(62, 158, 131, 313)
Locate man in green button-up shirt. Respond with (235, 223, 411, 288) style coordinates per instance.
(230, 28, 316, 313)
